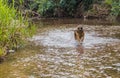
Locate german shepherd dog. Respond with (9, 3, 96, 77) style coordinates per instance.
(74, 27, 85, 44)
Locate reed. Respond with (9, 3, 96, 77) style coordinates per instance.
(0, 0, 35, 57)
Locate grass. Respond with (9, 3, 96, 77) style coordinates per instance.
(0, 0, 36, 57)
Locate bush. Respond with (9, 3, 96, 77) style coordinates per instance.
(28, 0, 94, 17)
(83, 0, 93, 10)
(0, 0, 35, 56)
(29, 0, 55, 17)
(8, 0, 95, 17)
(105, 0, 120, 17)
(59, 0, 77, 16)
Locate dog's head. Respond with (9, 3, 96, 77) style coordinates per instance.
(77, 27, 83, 31)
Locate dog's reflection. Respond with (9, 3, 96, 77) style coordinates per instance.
(75, 44, 84, 65)
(76, 44, 84, 56)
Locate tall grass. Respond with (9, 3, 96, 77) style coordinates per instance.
(0, 0, 35, 57)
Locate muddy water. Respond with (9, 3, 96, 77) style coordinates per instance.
(0, 19, 120, 78)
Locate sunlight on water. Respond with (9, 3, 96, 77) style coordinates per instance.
(28, 26, 120, 78)
(32, 28, 119, 48)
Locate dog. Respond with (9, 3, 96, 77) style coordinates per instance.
(74, 27, 85, 44)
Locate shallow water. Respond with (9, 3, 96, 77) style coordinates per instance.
(32, 27, 119, 48)
(0, 19, 120, 78)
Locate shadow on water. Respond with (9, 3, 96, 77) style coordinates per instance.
(35, 18, 120, 26)
(0, 18, 120, 78)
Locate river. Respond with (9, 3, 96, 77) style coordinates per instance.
(0, 18, 120, 78)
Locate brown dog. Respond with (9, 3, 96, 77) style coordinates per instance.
(74, 27, 85, 43)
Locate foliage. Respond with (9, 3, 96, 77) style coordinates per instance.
(10, 0, 120, 18)
(83, 0, 94, 10)
(28, 0, 94, 17)
(105, 0, 112, 5)
(8, 0, 29, 9)
(59, 0, 77, 16)
(0, 0, 35, 56)
(0, 48, 4, 57)
(105, 0, 120, 17)
(7, 0, 95, 17)
(29, 0, 55, 16)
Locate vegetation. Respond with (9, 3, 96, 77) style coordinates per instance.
(12, 0, 93, 17)
(7, 0, 120, 19)
(105, 0, 120, 17)
(0, 0, 35, 57)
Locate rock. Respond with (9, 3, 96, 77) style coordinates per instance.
(8, 50, 15, 53)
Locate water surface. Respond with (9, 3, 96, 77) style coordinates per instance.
(0, 19, 120, 78)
